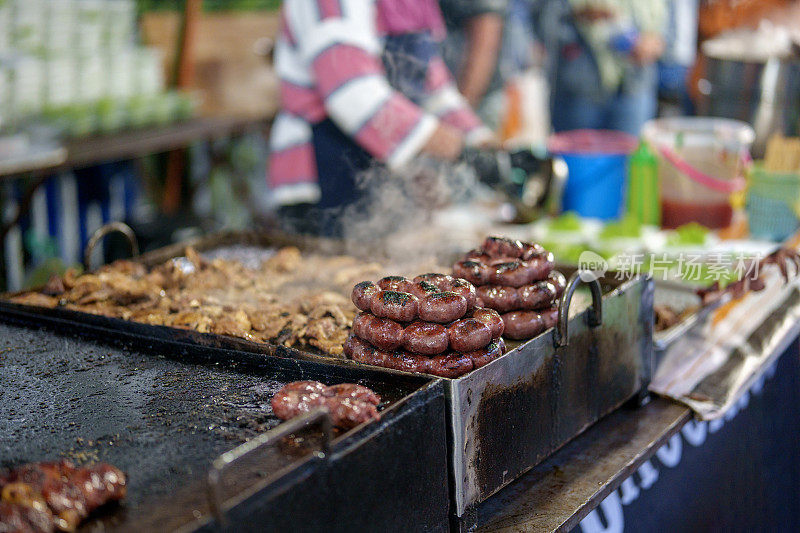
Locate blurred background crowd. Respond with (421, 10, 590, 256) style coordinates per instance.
(1, 0, 799, 291)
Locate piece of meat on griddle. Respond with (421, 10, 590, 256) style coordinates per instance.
(0, 460, 126, 533)
(0, 501, 54, 533)
(271, 381, 381, 429)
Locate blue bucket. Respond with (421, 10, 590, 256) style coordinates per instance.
(549, 129, 638, 220)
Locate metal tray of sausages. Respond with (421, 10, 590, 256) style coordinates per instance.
(446, 268, 653, 521)
(0, 228, 654, 523)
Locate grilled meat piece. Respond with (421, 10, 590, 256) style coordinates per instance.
(271, 381, 381, 429)
(41, 276, 66, 296)
(8, 293, 59, 308)
(696, 247, 800, 306)
(263, 247, 302, 272)
(67, 464, 127, 514)
(0, 461, 126, 533)
(9, 246, 371, 357)
(0, 501, 54, 533)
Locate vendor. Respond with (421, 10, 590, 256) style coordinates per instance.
(268, 0, 495, 236)
(536, 0, 667, 135)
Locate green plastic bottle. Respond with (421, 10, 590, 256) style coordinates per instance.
(627, 141, 661, 226)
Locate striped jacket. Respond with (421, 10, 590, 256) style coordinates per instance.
(268, 0, 492, 206)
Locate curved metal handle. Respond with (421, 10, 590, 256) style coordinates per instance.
(83, 222, 139, 271)
(206, 408, 332, 527)
(553, 272, 603, 348)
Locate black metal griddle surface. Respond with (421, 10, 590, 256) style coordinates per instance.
(0, 322, 415, 532)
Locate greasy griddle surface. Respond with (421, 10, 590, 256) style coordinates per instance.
(0, 323, 410, 531)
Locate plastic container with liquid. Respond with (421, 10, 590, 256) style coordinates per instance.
(642, 117, 754, 229)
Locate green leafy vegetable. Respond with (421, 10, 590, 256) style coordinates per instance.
(599, 215, 642, 240)
(666, 222, 709, 247)
(547, 211, 583, 232)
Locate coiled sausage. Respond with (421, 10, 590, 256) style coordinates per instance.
(352, 281, 379, 312)
(501, 305, 559, 340)
(448, 318, 492, 353)
(418, 292, 468, 323)
(352, 312, 403, 351)
(352, 309, 502, 354)
(470, 307, 505, 339)
(455, 247, 554, 287)
(353, 275, 476, 323)
(475, 274, 565, 313)
(370, 290, 419, 322)
(402, 321, 449, 355)
(344, 335, 506, 378)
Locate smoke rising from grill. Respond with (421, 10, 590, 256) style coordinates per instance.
(336, 156, 488, 271)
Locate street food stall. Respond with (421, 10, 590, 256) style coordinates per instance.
(1, 1, 800, 532)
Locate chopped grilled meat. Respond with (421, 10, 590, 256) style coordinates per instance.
(41, 276, 65, 296)
(9, 246, 379, 357)
(264, 247, 302, 272)
(67, 464, 127, 514)
(0, 501, 54, 533)
(271, 381, 381, 429)
(697, 247, 800, 306)
(654, 304, 680, 331)
(7, 293, 59, 308)
(0, 461, 126, 533)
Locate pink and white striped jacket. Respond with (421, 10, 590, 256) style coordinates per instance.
(268, 0, 492, 206)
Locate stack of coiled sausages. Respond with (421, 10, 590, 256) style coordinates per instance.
(343, 273, 505, 378)
(453, 237, 566, 340)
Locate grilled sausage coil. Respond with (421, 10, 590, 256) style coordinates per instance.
(448, 318, 492, 353)
(501, 306, 559, 340)
(352, 308, 503, 355)
(453, 237, 555, 287)
(412, 273, 478, 309)
(453, 237, 563, 340)
(344, 335, 505, 378)
(0, 460, 127, 533)
(352, 275, 476, 323)
(271, 381, 381, 429)
(475, 271, 567, 312)
(481, 236, 548, 261)
(471, 307, 506, 339)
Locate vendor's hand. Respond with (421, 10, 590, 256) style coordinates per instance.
(572, 6, 616, 23)
(476, 134, 502, 150)
(631, 32, 664, 65)
(460, 147, 539, 199)
(421, 123, 465, 162)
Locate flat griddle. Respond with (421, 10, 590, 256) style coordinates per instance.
(0, 230, 414, 363)
(0, 321, 449, 532)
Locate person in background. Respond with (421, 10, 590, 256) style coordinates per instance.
(439, 0, 509, 128)
(268, 0, 494, 236)
(657, 0, 698, 116)
(535, 0, 667, 135)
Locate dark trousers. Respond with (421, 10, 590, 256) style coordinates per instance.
(312, 119, 374, 210)
(278, 119, 381, 238)
(314, 118, 382, 238)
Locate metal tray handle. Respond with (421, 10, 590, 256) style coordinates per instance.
(206, 408, 333, 527)
(554, 272, 603, 348)
(84, 222, 140, 271)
